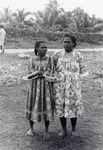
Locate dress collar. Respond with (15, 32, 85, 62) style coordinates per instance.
(62, 49, 76, 57)
(36, 55, 48, 61)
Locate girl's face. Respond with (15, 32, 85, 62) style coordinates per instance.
(37, 43, 47, 57)
(63, 37, 74, 53)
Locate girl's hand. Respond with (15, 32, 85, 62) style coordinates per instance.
(37, 71, 43, 76)
(81, 71, 89, 78)
(27, 71, 40, 79)
(44, 74, 57, 82)
(22, 76, 28, 80)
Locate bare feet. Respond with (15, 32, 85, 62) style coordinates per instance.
(58, 132, 67, 139)
(26, 129, 35, 136)
(71, 131, 78, 137)
(43, 132, 50, 140)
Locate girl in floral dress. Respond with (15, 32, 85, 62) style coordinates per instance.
(26, 41, 55, 139)
(53, 34, 88, 138)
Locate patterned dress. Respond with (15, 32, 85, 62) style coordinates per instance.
(53, 50, 86, 118)
(26, 56, 55, 122)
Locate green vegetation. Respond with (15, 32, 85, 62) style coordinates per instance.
(1, 51, 103, 149)
(0, 0, 103, 48)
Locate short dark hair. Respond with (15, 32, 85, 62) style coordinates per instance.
(34, 40, 46, 55)
(64, 34, 77, 47)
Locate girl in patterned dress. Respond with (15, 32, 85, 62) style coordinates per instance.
(53, 34, 88, 138)
(26, 41, 55, 139)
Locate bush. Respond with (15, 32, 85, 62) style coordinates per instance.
(5, 26, 103, 44)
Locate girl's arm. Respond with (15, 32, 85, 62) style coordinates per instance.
(78, 52, 89, 77)
(23, 58, 41, 80)
(43, 56, 56, 82)
(28, 58, 43, 79)
(27, 71, 42, 79)
(42, 52, 63, 82)
(52, 52, 64, 82)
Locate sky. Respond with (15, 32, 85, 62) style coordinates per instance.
(0, 0, 103, 19)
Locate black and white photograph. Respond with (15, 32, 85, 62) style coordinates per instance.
(0, 0, 103, 149)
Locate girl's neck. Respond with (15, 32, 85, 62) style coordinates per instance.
(37, 54, 46, 59)
(65, 49, 74, 55)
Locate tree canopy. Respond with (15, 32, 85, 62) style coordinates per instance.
(0, 0, 103, 33)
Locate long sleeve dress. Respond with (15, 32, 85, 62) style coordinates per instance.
(53, 50, 86, 118)
(26, 55, 55, 122)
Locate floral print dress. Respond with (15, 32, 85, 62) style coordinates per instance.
(26, 56, 55, 122)
(53, 50, 86, 118)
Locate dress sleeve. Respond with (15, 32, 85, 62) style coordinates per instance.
(28, 58, 35, 74)
(46, 56, 53, 73)
(22, 57, 37, 80)
(27, 57, 40, 79)
(52, 52, 64, 81)
(78, 52, 89, 77)
(43, 56, 56, 82)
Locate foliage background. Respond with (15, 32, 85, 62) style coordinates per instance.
(0, 0, 103, 48)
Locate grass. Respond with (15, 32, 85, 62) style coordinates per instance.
(4, 37, 103, 49)
(0, 50, 103, 150)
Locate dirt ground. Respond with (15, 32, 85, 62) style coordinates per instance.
(1, 51, 103, 150)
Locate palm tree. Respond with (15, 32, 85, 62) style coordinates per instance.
(72, 7, 85, 32)
(33, 0, 64, 30)
(0, 7, 13, 26)
(72, 7, 94, 32)
(13, 8, 31, 26)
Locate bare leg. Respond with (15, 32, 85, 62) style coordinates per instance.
(26, 120, 35, 136)
(70, 117, 78, 136)
(70, 117, 77, 132)
(43, 120, 50, 139)
(0, 45, 2, 52)
(1, 45, 4, 53)
(59, 116, 67, 139)
(2, 47, 4, 53)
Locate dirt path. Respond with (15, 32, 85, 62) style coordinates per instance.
(0, 52, 103, 150)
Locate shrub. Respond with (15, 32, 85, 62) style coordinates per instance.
(5, 26, 103, 45)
